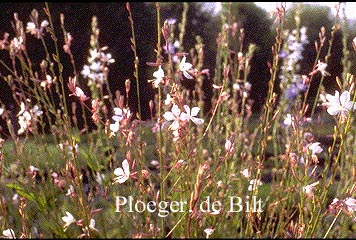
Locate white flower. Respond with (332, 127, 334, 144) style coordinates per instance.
(88, 48, 99, 63)
(62, 211, 76, 231)
(17, 102, 26, 117)
(2, 229, 15, 239)
(322, 90, 356, 119)
(244, 82, 252, 91)
(344, 197, 356, 212)
(90, 61, 102, 72)
(112, 107, 131, 122)
(26, 22, 37, 35)
(66, 184, 75, 196)
(149, 66, 164, 88)
(41, 74, 53, 89)
(163, 104, 187, 131)
(179, 56, 193, 79)
(89, 218, 98, 231)
(182, 105, 204, 125)
(173, 40, 180, 48)
(225, 139, 233, 153)
(101, 52, 115, 64)
(31, 105, 43, 118)
(69, 143, 78, 153)
(12, 193, 19, 204)
(204, 227, 214, 239)
(308, 142, 323, 155)
(330, 197, 356, 214)
(17, 111, 32, 135)
(172, 128, 180, 142)
(0, 108, 4, 116)
(110, 121, 120, 135)
(164, 94, 173, 105)
(316, 60, 331, 77)
(174, 159, 187, 169)
(73, 87, 87, 101)
(241, 168, 251, 178)
(217, 180, 224, 188)
(283, 113, 293, 126)
(81, 65, 91, 78)
(303, 181, 319, 198)
(29, 165, 39, 174)
(113, 159, 130, 184)
(248, 179, 263, 191)
(40, 20, 49, 28)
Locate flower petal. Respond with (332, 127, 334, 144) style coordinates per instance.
(327, 106, 340, 116)
(191, 117, 204, 125)
(190, 107, 200, 117)
(183, 70, 194, 79)
(339, 91, 350, 107)
(163, 111, 175, 121)
(171, 104, 181, 117)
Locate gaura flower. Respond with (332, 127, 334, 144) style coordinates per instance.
(109, 121, 120, 135)
(26, 22, 36, 34)
(241, 168, 251, 179)
(204, 227, 215, 239)
(343, 198, 356, 213)
(308, 142, 323, 155)
(248, 179, 263, 191)
(68, 76, 89, 102)
(179, 56, 194, 79)
(225, 139, 234, 153)
(303, 181, 319, 198)
(149, 65, 165, 88)
(329, 197, 356, 215)
(112, 107, 131, 123)
(29, 165, 39, 175)
(17, 111, 32, 135)
(163, 104, 187, 131)
(182, 105, 204, 125)
(113, 159, 130, 184)
(164, 94, 173, 105)
(309, 60, 331, 77)
(89, 218, 98, 231)
(62, 211, 76, 231)
(66, 184, 75, 197)
(283, 113, 294, 126)
(2, 229, 16, 239)
(322, 90, 356, 120)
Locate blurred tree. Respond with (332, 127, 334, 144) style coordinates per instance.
(228, 2, 275, 112)
(0, 2, 157, 131)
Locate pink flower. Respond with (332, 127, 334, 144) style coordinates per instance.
(68, 77, 89, 102)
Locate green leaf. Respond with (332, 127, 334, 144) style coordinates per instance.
(6, 183, 36, 202)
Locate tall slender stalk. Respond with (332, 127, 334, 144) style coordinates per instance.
(125, 2, 145, 171)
